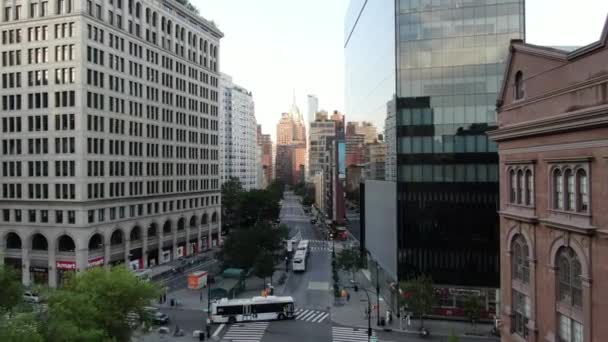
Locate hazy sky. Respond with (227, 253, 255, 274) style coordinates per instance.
(193, 0, 608, 139)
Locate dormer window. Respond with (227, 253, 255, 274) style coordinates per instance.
(515, 71, 525, 100)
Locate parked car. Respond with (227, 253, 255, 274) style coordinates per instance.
(310, 219, 316, 224)
(23, 291, 40, 303)
(152, 312, 170, 325)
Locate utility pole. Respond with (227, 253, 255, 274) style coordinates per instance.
(376, 262, 381, 326)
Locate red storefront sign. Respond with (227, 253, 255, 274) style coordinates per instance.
(87, 256, 104, 268)
(56, 260, 76, 270)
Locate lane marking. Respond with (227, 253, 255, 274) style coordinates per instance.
(212, 323, 225, 337)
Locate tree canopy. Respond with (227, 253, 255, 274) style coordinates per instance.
(221, 222, 288, 270)
(399, 275, 436, 328)
(46, 267, 158, 342)
(335, 247, 365, 280)
(0, 266, 23, 313)
(0, 266, 158, 342)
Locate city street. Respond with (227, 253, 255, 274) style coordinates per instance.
(145, 192, 499, 342)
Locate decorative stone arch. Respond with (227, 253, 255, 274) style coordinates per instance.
(506, 222, 534, 257)
(548, 234, 590, 280)
(4, 231, 22, 249)
(201, 213, 208, 225)
(151, 11, 157, 26)
(147, 222, 159, 237)
(177, 217, 186, 231)
(28, 232, 50, 251)
(211, 211, 218, 223)
(109, 228, 125, 246)
(130, 225, 142, 242)
(162, 220, 172, 234)
(190, 215, 197, 228)
(88, 232, 104, 251)
(135, 2, 141, 18)
(56, 234, 76, 252)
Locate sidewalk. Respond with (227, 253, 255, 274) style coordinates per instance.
(330, 270, 497, 339)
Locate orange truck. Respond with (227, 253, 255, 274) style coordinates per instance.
(187, 271, 208, 290)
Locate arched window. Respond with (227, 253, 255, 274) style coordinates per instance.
(556, 247, 584, 342)
(511, 235, 530, 337)
(517, 170, 524, 204)
(525, 170, 534, 206)
(577, 170, 588, 212)
(509, 170, 516, 203)
(565, 169, 575, 211)
(135, 2, 140, 19)
(557, 247, 582, 306)
(511, 235, 530, 283)
(554, 169, 564, 210)
(515, 71, 525, 100)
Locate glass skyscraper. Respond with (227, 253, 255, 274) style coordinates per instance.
(345, 0, 524, 316)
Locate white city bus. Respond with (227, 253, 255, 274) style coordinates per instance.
(209, 296, 295, 324)
(292, 250, 307, 272)
(296, 240, 309, 255)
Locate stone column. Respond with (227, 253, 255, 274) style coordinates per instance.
(157, 230, 163, 265)
(75, 246, 87, 272)
(172, 228, 178, 259)
(124, 239, 131, 269)
(142, 230, 148, 268)
(21, 247, 30, 286)
(47, 240, 57, 288)
(197, 223, 202, 254)
(104, 242, 111, 269)
(207, 213, 212, 250)
(185, 226, 191, 255)
(0, 241, 5, 266)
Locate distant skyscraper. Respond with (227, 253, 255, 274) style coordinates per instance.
(220, 73, 259, 190)
(275, 98, 306, 186)
(307, 95, 319, 125)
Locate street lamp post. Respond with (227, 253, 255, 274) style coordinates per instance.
(348, 285, 372, 342)
(375, 262, 381, 326)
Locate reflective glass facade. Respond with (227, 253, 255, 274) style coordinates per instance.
(396, 0, 524, 287)
(345, 0, 524, 290)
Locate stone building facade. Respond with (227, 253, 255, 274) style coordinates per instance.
(489, 18, 608, 342)
(0, 0, 223, 287)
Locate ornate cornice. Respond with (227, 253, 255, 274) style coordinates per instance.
(488, 104, 608, 142)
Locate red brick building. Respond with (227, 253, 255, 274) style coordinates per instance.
(489, 18, 608, 342)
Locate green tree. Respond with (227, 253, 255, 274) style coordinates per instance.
(335, 247, 365, 281)
(0, 266, 23, 313)
(222, 222, 288, 270)
(0, 312, 44, 342)
(222, 177, 244, 231)
(463, 296, 482, 329)
(253, 252, 275, 287)
(237, 189, 280, 227)
(46, 267, 158, 342)
(399, 275, 435, 328)
(267, 180, 285, 202)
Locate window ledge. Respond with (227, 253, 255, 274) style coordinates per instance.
(499, 207, 538, 224)
(541, 212, 595, 235)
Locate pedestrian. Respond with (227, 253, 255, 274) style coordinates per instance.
(346, 292, 350, 302)
(200, 290, 203, 303)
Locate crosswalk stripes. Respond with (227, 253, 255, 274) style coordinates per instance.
(332, 326, 375, 342)
(294, 308, 329, 323)
(309, 239, 332, 252)
(222, 321, 268, 342)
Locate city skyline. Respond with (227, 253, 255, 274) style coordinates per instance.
(195, 0, 608, 138)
